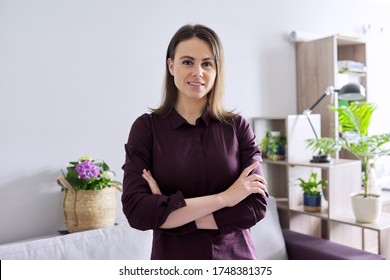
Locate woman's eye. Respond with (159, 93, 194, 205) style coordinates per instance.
(182, 60, 193, 65)
(203, 61, 214, 68)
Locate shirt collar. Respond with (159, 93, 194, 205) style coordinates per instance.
(169, 107, 211, 130)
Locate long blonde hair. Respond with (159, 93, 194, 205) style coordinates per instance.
(152, 24, 236, 123)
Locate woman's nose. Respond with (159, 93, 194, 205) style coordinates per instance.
(192, 65, 203, 77)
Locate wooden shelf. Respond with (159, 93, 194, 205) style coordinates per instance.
(288, 159, 362, 169)
(330, 212, 390, 232)
(263, 158, 288, 165)
(290, 205, 329, 219)
(275, 197, 288, 210)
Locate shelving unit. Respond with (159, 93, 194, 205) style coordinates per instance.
(252, 116, 390, 258)
(296, 35, 367, 139)
(251, 35, 390, 257)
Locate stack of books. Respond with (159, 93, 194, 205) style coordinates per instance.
(338, 60, 367, 74)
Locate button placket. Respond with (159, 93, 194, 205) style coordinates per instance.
(193, 124, 207, 192)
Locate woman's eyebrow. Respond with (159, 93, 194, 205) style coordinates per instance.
(179, 55, 195, 60)
(179, 55, 214, 61)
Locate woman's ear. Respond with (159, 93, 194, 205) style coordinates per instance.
(167, 58, 174, 76)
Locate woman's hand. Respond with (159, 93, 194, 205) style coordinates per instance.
(142, 169, 162, 195)
(220, 161, 267, 207)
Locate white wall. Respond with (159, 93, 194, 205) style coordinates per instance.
(1, 0, 389, 244)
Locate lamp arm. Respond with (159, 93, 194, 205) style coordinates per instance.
(305, 113, 319, 140)
(303, 86, 334, 114)
(302, 92, 328, 141)
(305, 92, 328, 113)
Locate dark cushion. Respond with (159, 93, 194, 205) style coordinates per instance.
(282, 229, 385, 260)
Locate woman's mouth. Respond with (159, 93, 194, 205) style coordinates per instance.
(188, 82, 205, 86)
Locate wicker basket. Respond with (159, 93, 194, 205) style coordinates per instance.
(57, 176, 122, 233)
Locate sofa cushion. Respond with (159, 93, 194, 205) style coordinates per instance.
(250, 196, 288, 259)
(0, 223, 153, 260)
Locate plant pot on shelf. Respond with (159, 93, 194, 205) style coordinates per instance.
(267, 146, 285, 161)
(350, 160, 383, 223)
(57, 176, 122, 233)
(298, 173, 326, 213)
(303, 193, 321, 212)
(350, 193, 382, 223)
(261, 131, 286, 161)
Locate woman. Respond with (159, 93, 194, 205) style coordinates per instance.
(122, 24, 268, 260)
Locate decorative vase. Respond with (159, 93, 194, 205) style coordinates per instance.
(57, 176, 122, 233)
(303, 193, 321, 212)
(367, 160, 381, 195)
(351, 192, 382, 223)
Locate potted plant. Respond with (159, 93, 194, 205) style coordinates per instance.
(57, 155, 122, 232)
(306, 102, 390, 222)
(298, 173, 327, 212)
(259, 131, 286, 160)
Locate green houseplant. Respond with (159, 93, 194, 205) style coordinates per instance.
(306, 102, 390, 222)
(307, 102, 390, 197)
(62, 155, 121, 191)
(57, 155, 122, 232)
(259, 131, 286, 160)
(298, 173, 327, 212)
(340, 133, 390, 223)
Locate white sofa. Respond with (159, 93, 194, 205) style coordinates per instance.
(0, 196, 383, 260)
(0, 196, 288, 260)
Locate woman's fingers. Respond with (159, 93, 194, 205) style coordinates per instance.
(239, 161, 260, 179)
(239, 162, 268, 193)
(142, 169, 162, 195)
(248, 173, 267, 185)
(221, 162, 268, 207)
(249, 179, 268, 196)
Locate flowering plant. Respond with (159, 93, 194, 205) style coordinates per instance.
(63, 156, 121, 191)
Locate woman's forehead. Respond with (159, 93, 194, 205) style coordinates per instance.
(174, 38, 214, 60)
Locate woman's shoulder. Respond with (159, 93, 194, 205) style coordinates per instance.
(230, 113, 250, 127)
(133, 111, 164, 122)
(227, 114, 255, 138)
(129, 113, 155, 135)
(132, 112, 151, 126)
(132, 112, 168, 129)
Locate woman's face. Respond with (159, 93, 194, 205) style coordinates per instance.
(168, 37, 217, 104)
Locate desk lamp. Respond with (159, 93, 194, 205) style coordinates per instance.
(303, 83, 366, 163)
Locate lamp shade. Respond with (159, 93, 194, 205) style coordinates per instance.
(337, 83, 366, 101)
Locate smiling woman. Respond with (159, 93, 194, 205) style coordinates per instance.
(121, 24, 268, 260)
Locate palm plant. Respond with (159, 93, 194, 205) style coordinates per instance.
(333, 101, 376, 136)
(306, 102, 390, 197)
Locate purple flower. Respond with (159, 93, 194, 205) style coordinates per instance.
(75, 160, 101, 179)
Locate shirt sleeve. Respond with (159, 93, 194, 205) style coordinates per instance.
(213, 115, 268, 234)
(121, 114, 197, 234)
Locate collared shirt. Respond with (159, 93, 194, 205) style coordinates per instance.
(122, 108, 267, 260)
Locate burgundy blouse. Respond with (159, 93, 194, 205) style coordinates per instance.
(122, 108, 267, 260)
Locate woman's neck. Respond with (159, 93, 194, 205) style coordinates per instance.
(175, 98, 207, 125)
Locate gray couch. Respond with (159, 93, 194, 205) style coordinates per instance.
(0, 196, 385, 260)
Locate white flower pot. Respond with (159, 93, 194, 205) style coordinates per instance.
(350, 192, 382, 223)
